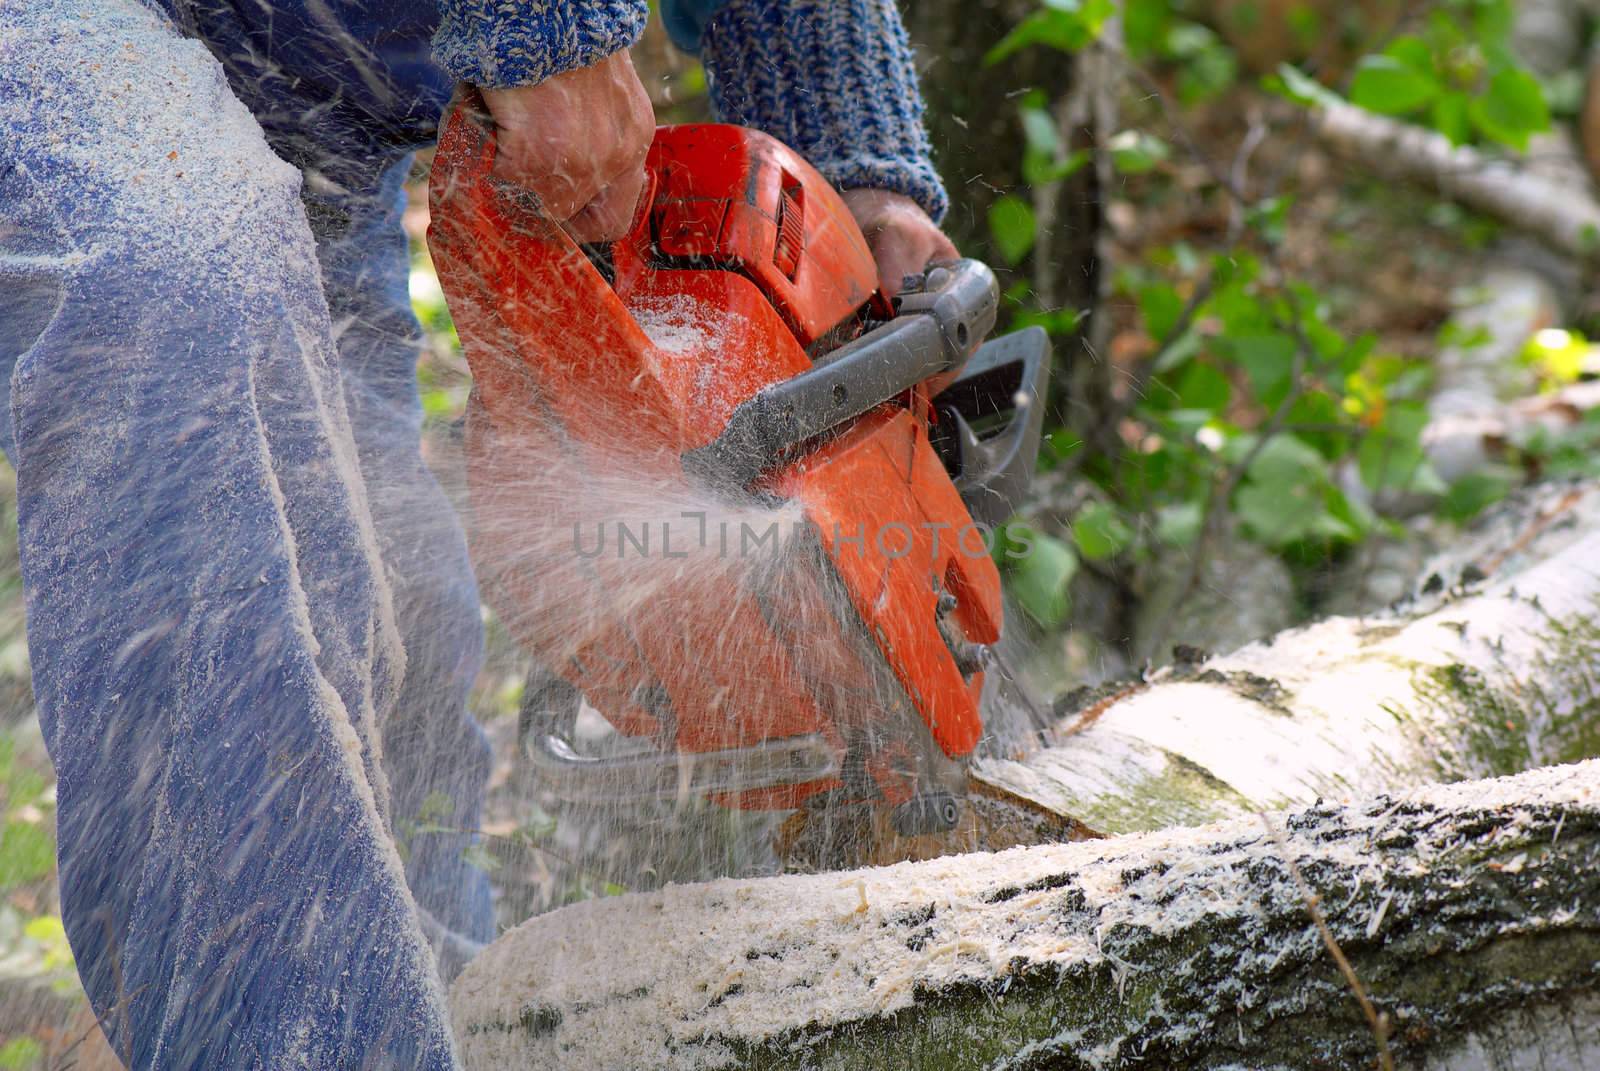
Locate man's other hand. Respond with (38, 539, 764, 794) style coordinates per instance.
(481, 51, 653, 243)
(841, 188, 960, 298)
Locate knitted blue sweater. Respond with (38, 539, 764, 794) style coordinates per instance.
(432, 0, 948, 220)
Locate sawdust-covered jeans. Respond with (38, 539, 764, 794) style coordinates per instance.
(0, 1, 491, 1066)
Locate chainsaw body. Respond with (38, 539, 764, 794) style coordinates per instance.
(428, 106, 1049, 829)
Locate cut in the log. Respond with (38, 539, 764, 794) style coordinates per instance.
(450, 758, 1600, 1069)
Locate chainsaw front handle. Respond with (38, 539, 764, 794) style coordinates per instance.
(682, 258, 1000, 491)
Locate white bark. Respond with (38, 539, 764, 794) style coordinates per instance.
(451, 480, 1600, 1069)
(1426, 266, 1553, 422)
(976, 478, 1600, 833)
(451, 759, 1600, 1069)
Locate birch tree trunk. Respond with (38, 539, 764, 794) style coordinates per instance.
(452, 759, 1600, 1070)
(450, 478, 1600, 1068)
(974, 478, 1600, 833)
(1312, 97, 1600, 264)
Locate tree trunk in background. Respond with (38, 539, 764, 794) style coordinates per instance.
(907, 1, 1116, 449)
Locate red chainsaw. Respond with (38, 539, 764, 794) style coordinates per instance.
(427, 97, 1050, 839)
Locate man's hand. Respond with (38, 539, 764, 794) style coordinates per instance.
(841, 188, 959, 298)
(480, 50, 653, 243)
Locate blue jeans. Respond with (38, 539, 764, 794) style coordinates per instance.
(0, 1, 489, 1066)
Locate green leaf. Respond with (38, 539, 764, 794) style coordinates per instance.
(1246, 195, 1291, 246)
(1151, 330, 1202, 374)
(516, 802, 560, 841)
(1138, 282, 1184, 340)
(1020, 104, 1061, 158)
(678, 61, 707, 97)
(1273, 63, 1340, 108)
(1043, 431, 1084, 464)
(461, 843, 501, 873)
(984, 0, 1114, 64)
(1171, 24, 1238, 104)
(988, 196, 1037, 265)
(1285, 5, 1321, 50)
(1004, 528, 1079, 627)
(22, 914, 65, 944)
(1440, 470, 1513, 522)
(1024, 147, 1091, 186)
(1543, 68, 1587, 119)
(408, 267, 450, 331)
(1468, 66, 1550, 151)
(1285, 391, 1345, 455)
(1383, 34, 1434, 73)
(1013, 305, 1088, 336)
(1320, 483, 1376, 540)
(1163, 408, 1214, 435)
(1108, 130, 1171, 174)
(1019, 99, 1092, 185)
(1222, 332, 1296, 408)
(1350, 55, 1440, 115)
(1172, 360, 1231, 413)
(1247, 432, 1329, 484)
(1072, 503, 1134, 560)
(4, 765, 45, 817)
(416, 790, 454, 826)
(1235, 434, 1334, 545)
(1522, 326, 1589, 384)
(1357, 401, 1430, 491)
(421, 388, 461, 420)
(1121, 0, 1170, 58)
(1422, 89, 1467, 142)
(1235, 481, 1320, 544)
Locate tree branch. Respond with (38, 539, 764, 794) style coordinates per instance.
(1313, 98, 1600, 263)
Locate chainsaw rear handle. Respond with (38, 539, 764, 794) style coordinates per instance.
(682, 258, 1000, 491)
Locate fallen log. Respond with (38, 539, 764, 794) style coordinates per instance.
(974, 478, 1600, 833)
(451, 758, 1600, 1069)
(1311, 96, 1600, 265)
(451, 479, 1600, 1068)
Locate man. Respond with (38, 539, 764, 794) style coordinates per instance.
(0, 0, 955, 1065)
